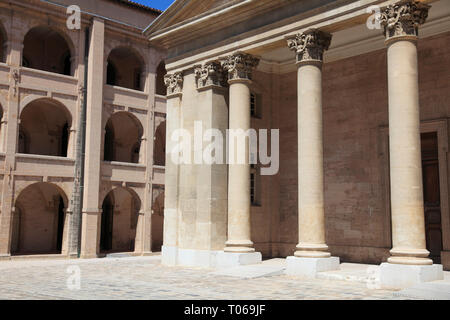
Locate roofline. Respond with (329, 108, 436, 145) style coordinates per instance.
(144, 0, 252, 38)
(107, 0, 162, 15)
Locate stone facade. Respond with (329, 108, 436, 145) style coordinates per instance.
(146, 0, 450, 276)
(0, 0, 167, 258)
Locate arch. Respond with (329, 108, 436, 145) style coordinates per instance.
(19, 98, 72, 157)
(100, 187, 141, 253)
(155, 61, 167, 96)
(11, 182, 68, 255)
(22, 25, 75, 76)
(154, 120, 166, 166)
(0, 21, 7, 63)
(151, 190, 164, 252)
(104, 111, 144, 164)
(106, 46, 146, 91)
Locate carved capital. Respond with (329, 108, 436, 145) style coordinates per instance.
(221, 53, 259, 82)
(380, 0, 430, 42)
(164, 72, 183, 96)
(287, 29, 332, 65)
(194, 61, 226, 89)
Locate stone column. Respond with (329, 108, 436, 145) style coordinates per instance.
(378, 1, 443, 289)
(161, 72, 183, 266)
(285, 29, 339, 277)
(217, 53, 262, 267)
(80, 17, 105, 259)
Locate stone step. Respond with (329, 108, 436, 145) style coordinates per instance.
(395, 281, 450, 300)
(209, 264, 286, 279)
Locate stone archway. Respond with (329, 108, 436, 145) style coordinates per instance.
(151, 189, 164, 252)
(22, 26, 74, 76)
(100, 187, 141, 254)
(104, 112, 143, 164)
(106, 47, 145, 91)
(11, 182, 68, 255)
(154, 120, 166, 166)
(19, 98, 72, 157)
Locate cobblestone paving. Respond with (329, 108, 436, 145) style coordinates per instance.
(0, 256, 410, 300)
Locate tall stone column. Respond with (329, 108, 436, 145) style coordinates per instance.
(285, 29, 340, 277)
(161, 72, 183, 266)
(80, 18, 105, 259)
(217, 52, 262, 267)
(378, 0, 443, 289)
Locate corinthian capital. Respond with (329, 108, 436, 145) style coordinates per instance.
(287, 29, 332, 65)
(380, 0, 430, 42)
(194, 61, 226, 89)
(221, 52, 259, 82)
(164, 72, 183, 96)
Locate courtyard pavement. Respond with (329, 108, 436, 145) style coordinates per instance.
(0, 255, 436, 300)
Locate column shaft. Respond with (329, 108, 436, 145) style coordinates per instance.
(296, 63, 329, 258)
(380, 0, 432, 265)
(387, 40, 430, 265)
(225, 80, 254, 252)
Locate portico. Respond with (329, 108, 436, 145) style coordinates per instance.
(145, 0, 450, 288)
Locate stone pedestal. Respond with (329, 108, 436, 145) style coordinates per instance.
(161, 245, 178, 266)
(286, 256, 340, 278)
(216, 251, 262, 269)
(380, 263, 443, 289)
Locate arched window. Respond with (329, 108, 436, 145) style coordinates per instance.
(107, 47, 145, 91)
(19, 98, 72, 157)
(155, 61, 167, 96)
(0, 23, 7, 63)
(154, 121, 166, 166)
(22, 26, 73, 75)
(104, 112, 143, 164)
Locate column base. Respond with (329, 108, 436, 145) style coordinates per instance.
(0, 254, 11, 261)
(216, 251, 262, 269)
(286, 256, 340, 278)
(380, 263, 444, 289)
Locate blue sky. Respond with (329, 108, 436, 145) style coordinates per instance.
(133, 0, 175, 11)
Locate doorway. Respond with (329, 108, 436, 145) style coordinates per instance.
(421, 132, 443, 264)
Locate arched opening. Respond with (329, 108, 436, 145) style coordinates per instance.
(100, 188, 141, 253)
(11, 183, 67, 255)
(104, 112, 143, 163)
(151, 190, 164, 252)
(106, 47, 145, 91)
(154, 121, 166, 166)
(0, 23, 7, 63)
(0, 104, 3, 151)
(22, 26, 73, 76)
(155, 61, 167, 96)
(19, 98, 72, 157)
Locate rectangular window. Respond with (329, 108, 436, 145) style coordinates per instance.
(250, 165, 260, 206)
(250, 93, 257, 117)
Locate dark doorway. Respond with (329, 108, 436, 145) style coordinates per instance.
(100, 194, 114, 252)
(421, 132, 443, 264)
(56, 196, 65, 252)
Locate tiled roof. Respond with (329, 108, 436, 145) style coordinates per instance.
(107, 0, 162, 15)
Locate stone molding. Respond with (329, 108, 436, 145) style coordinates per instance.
(221, 52, 259, 82)
(164, 72, 183, 97)
(287, 29, 332, 65)
(194, 61, 227, 89)
(380, 0, 430, 42)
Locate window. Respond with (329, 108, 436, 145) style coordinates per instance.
(250, 92, 262, 118)
(250, 164, 260, 206)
